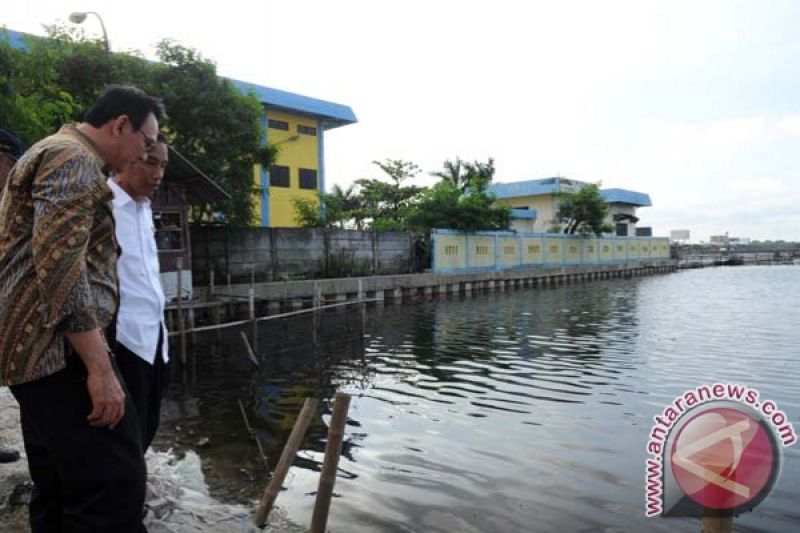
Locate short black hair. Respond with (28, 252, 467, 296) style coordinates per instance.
(84, 85, 166, 131)
(0, 128, 24, 160)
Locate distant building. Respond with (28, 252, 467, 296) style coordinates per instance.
(711, 235, 750, 246)
(488, 177, 652, 236)
(670, 229, 690, 242)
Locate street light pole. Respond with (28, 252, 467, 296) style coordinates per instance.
(68, 11, 110, 52)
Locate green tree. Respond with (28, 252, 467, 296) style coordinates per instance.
(0, 25, 275, 226)
(407, 176, 511, 233)
(355, 159, 424, 230)
(555, 182, 612, 236)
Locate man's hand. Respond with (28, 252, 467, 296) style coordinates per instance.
(85, 368, 125, 428)
(65, 328, 126, 428)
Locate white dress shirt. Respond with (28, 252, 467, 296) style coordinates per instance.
(108, 179, 169, 364)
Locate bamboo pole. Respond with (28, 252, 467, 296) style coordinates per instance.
(313, 282, 320, 347)
(227, 272, 233, 319)
(249, 287, 257, 353)
(310, 393, 351, 533)
(239, 331, 260, 368)
(165, 298, 382, 337)
(237, 398, 268, 468)
(254, 397, 318, 528)
(176, 257, 186, 365)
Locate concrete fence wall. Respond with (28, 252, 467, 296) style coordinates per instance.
(432, 229, 671, 273)
(190, 226, 412, 284)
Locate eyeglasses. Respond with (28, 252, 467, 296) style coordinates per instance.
(138, 130, 158, 151)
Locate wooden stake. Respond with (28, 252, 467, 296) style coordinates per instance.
(238, 398, 268, 468)
(254, 397, 318, 528)
(701, 512, 732, 533)
(309, 393, 351, 533)
(239, 331, 260, 368)
(176, 257, 186, 365)
(227, 272, 233, 319)
(249, 287, 257, 353)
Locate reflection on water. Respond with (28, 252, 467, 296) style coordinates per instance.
(155, 266, 800, 532)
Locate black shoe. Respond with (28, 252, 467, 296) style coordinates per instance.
(0, 445, 20, 463)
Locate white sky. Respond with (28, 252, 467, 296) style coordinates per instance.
(5, 0, 800, 241)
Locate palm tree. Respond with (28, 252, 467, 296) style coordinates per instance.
(463, 157, 495, 193)
(325, 184, 364, 229)
(431, 157, 470, 192)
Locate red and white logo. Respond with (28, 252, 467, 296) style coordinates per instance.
(670, 407, 777, 511)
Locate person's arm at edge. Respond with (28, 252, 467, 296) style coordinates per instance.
(31, 152, 125, 428)
(65, 329, 125, 428)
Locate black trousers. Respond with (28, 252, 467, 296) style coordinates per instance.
(112, 333, 168, 452)
(10, 354, 147, 533)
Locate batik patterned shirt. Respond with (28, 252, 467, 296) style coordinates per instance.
(0, 125, 118, 386)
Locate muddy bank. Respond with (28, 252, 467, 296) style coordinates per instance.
(0, 388, 300, 532)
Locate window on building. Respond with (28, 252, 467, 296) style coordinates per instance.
(616, 223, 628, 236)
(268, 119, 289, 131)
(298, 168, 318, 190)
(298, 124, 317, 136)
(270, 165, 290, 187)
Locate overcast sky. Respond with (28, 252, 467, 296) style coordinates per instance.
(5, 0, 800, 241)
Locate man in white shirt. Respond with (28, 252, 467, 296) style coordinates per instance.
(108, 134, 170, 451)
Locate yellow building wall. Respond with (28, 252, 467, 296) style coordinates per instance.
(582, 239, 599, 263)
(565, 239, 581, 263)
(434, 234, 467, 270)
(654, 239, 670, 258)
(467, 235, 495, 269)
(498, 236, 520, 268)
(627, 239, 640, 259)
(639, 239, 651, 259)
(253, 110, 321, 227)
(543, 236, 564, 264)
(522, 236, 545, 265)
(496, 195, 559, 232)
(433, 234, 671, 271)
(599, 239, 614, 262)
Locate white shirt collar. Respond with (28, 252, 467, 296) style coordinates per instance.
(108, 178, 150, 208)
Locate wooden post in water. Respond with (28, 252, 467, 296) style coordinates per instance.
(210, 269, 221, 342)
(176, 257, 186, 365)
(310, 393, 351, 533)
(701, 512, 732, 533)
(227, 272, 233, 319)
(255, 397, 318, 528)
(313, 282, 321, 346)
(239, 331, 260, 368)
(358, 279, 366, 343)
(249, 287, 257, 354)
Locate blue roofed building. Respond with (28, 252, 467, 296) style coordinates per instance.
(488, 177, 652, 236)
(230, 79, 357, 227)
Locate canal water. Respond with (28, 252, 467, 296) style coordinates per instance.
(155, 265, 800, 532)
